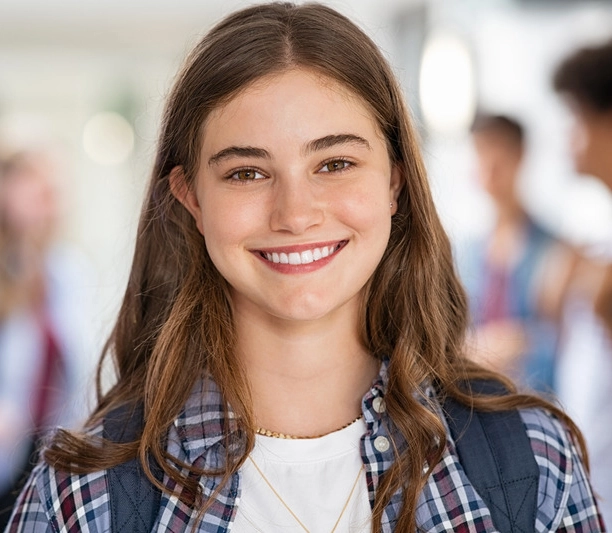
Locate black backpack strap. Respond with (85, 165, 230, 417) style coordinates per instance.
(443, 381, 540, 533)
(103, 403, 162, 533)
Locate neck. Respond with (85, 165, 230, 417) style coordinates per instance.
(234, 303, 378, 438)
(494, 200, 524, 227)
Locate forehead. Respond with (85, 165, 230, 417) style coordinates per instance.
(472, 131, 521, 155)
(202, 68, 384, 143)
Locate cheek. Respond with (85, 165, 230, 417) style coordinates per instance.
(571, 124, 588, 155)
(199, 195, 259, 260)
(569, 118, 597, 171)
(337, 180, 392, 237)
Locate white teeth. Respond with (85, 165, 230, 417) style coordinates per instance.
(263, 244, 341, 265)
(301, 250, 314, 264)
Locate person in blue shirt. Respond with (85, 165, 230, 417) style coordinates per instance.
(458, 114, 565, 394)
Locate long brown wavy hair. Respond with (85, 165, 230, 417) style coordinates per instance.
(46, 3, 587, 531)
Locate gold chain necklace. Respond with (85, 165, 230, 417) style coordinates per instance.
(255, 415, 363, 439)
(248, 456, 364, 533)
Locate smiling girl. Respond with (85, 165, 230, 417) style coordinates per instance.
(7, 3, 603, 532)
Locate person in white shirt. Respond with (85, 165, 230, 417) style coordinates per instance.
(553, 38, 612, 528)
(0, 150, 95, 527)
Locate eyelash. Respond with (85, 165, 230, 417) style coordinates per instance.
(224, 167, 267, 183)
(318, 157, 354, 173)
(223, 158, 355, 183)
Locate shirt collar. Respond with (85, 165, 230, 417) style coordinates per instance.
(173, 358, 417, 466)
(173, 377, 239, 463)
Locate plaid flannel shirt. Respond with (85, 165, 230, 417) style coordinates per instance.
(7, 362, 605, 532)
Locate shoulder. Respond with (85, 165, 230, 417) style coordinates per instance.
(421, 398, 603, 532)
(525, 218, 557, 244)
(45, 244, 96, 286)
(6, 460, 110, 532)
(453, 236, 486, 276)
(520, 408, 604, 531)
(5, 463, 52, 533)
(6, 425, 111, 532)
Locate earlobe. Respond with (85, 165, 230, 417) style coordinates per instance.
(168, 166, 205, 234)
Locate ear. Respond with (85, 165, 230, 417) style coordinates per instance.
(169, 166, 204, 234)
(389, 165, 403, 215)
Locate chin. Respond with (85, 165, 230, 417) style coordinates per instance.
(271, 303, 336, 323)
(270, 295, 358, 324)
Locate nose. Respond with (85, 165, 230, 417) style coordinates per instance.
(269, 176, 324, 234)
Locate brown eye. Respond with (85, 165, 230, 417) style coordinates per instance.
(230, 169, 264, 181)
(237, 169, 255, 180)
(321, 160, 350, 173)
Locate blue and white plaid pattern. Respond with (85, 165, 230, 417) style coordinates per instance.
(7, 363, 605, 532)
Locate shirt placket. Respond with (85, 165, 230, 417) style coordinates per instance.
(361, 382, 404, 532)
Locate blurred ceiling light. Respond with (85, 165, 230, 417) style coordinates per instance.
(83, 112, 134, 165)
(419, 32, 476, 135)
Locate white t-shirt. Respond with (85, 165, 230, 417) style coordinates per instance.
(556, 293, 612, 527)
(232, 417, 371, 532)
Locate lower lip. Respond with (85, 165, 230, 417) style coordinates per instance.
(254, 244, 345, 274)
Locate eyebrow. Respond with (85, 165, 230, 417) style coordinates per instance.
(208, 146, 270, 166)
(208, 133, 371, 166)
(304, 134, 371, 154)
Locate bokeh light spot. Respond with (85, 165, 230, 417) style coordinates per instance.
(82, 112, 134, 165)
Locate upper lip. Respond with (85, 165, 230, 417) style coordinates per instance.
(252, 240, 347, 254)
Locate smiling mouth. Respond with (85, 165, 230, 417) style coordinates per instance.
(257, 241, 347, 265)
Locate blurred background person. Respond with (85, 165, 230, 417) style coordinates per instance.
(552, 38, 612, 528)
(0, 149, 95, 527)
(458, 113, 568, 394)
(553, 38, 612, 336)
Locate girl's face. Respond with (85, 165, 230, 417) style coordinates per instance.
(176, 68, 401, 325)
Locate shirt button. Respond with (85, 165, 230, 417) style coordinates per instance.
(374, 436, 390, 452)
(372, 397, 386, 413)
